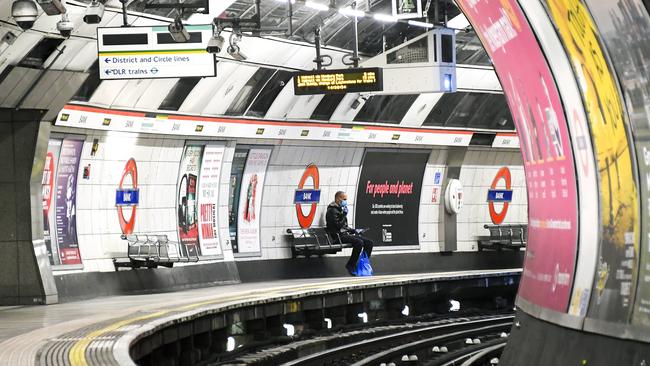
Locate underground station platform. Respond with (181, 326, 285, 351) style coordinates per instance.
(4, 0, 650, 364)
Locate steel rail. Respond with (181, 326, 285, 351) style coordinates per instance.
(280, 314, 513, 366)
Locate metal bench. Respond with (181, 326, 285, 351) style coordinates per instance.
(477, 224, 527, 251)
(286, 227, 352, 258)
(114, 234, 199, 269)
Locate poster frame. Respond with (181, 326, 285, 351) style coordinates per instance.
(183, 140, 227, 260)
(176, 143, 205, 258)
(354, 147, 430, 251)
(234, 145, 273, 258)
(50, 133, 86, 271)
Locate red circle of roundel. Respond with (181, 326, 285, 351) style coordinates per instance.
(489, 167, 511, 225)
(296, 164, 319, 229)
(118, 158, 138, 234)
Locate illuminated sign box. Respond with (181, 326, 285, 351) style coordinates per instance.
(293, 67, 383, 95)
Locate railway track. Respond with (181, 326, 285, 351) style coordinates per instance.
(280, 314, 512, 366)
(209, 313, 513, 365)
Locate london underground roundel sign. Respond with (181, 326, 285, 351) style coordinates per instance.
(487, 167, 513, 225)
(116, 158, 139, 234)
(295, 164, 321, 229)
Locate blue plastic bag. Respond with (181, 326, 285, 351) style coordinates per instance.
(354, 251, 373, 276)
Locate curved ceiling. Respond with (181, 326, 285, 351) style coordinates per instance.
(0, 0, 513, 131)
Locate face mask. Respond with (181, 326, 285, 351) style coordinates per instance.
(340, 199, 348, 207)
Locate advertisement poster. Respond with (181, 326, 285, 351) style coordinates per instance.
(54, 139, 83, 266)
(43, 139, 62, 266)
(544, 0, 640, 325)
(229, 149, 249, 253)
(355, 150, 428, 246)
(198, 144, 225, 257)
(584, 0, 650, 326)
(456, 0, 579, 311)
(236, 148, 271, 254)
(177, 144, 205, 257)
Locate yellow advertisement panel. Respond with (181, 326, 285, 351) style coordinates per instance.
(545, 0, 639, 324)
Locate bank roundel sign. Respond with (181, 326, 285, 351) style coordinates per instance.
(295, 164, 321, 229)
(487, 167, 513, 225)
(116, 158, 139, 234)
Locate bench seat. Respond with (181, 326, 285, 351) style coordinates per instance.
(114, 234, 199, 269)
(477, 224, 527, 251)
(287, 228, 352, 258)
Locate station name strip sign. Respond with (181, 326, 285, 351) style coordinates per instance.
(56, 104, 511, 148)
(294, 189, 321, 204)
(487, 189, 513, 202)
(97, 25, 216, 80)
(293, 67, 383, 95)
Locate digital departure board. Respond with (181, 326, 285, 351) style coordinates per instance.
(293, 67, 383, 95)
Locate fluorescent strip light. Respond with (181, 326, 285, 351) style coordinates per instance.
(304, 1, 329, 11)
(339, 7, 365, 17)
(408, 20, 434, 28)
(274, 0, 296, 3)
(373, 13, 397, 22)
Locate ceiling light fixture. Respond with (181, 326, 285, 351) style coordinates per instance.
(339, 7, 364, 17)
(304, 1, 329, 11)
(408, 20, 434, 28)
(373, 13, 397, 22)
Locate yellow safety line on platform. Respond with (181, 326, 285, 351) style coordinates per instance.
(66, 273, 504, 365)
(68, 310, 169, 366)
(66, 276, 387, 365)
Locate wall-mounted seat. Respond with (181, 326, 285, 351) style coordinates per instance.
(114, 234, 199, 269)
(286, 228, 352, 258)
(477, 224, 527, 251)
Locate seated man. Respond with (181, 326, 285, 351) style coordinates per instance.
(326, 191, 373, 275)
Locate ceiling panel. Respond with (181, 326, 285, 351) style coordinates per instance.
(133, 78, 179, 110)
(178, 61, 238, 113)
(89, 79, 129, 107)
(199, 63, 257, 115)
(400, 93, 443, 127)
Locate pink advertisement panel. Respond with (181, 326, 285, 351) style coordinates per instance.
(456, 0, 579, 311)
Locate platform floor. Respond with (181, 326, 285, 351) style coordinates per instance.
(0, 269, 519, 365)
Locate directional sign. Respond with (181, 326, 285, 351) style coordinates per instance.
(97, 25, 216, 80)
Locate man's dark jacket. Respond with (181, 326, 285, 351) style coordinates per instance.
(326, 202, 349, 238)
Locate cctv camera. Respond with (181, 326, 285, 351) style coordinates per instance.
(206, 34, 224, 54)
(168, 18, 190, 42)
(12, 0, 38, 30)
(227, 44, 247, 61)
(57, 15, 74, 38)
(36, 0, 65, 15)
(83, 1, 104, 24)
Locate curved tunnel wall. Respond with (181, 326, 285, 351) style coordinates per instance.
(43, 126, 527, 273)
(456, 0, 650, 358)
